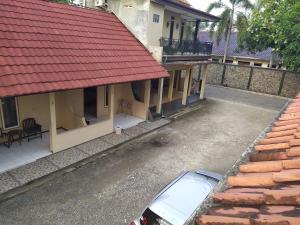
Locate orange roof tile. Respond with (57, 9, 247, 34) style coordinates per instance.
(0, 0, 169, 97)
(198, 95, 300, 225)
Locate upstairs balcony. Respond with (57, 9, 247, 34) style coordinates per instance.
(160, 38, 213, 56)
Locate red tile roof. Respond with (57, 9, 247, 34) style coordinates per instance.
(0, 0, 169, 97)
(198, 93, 300, 225)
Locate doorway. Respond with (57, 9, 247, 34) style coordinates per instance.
(84, 87, 97, 121)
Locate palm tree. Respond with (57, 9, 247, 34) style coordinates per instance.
(207, 0, 253, 63)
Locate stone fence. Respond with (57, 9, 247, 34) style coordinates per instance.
(205, 63, 300, 98)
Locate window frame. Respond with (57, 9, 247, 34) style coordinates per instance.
(0, 97, 20, 130)
(153, 14, 160, 23)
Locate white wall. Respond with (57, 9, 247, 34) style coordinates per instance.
(162, 10, 183, 40)
(109, 0, 150, 46)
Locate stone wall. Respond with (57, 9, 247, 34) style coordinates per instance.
(206, 62, 300, 98)
(206, 63, 224, 85)
(223, 65, 251, 89)
(281, 72, 300, 97)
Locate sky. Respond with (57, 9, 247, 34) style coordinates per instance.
(188, 0, 256, 16)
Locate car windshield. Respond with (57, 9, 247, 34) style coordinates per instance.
(141, 208, 172, 225)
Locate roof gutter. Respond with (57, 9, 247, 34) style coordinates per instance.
(151, 0, 220, 22)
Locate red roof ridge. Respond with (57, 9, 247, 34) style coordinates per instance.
(198, 94, 300, 224)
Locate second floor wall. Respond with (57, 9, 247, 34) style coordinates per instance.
(84, 0, 218, 60)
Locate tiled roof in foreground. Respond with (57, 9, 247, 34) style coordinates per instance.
(0, 0, 169, 98)
(198, 93, 300, 225)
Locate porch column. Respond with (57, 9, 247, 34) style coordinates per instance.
(109, 85, 115, 120)
(168, 71, 175, 101)
(193, 20, 200, 42)
(144, 80, 151, 120)
(182, 68, 190, 105)
(175, 71, 180, 91)
(187, 68, 193, 96)
(156, 78, 164, 114)
(200, 64, 208, 100)
(49, 92, 57, 152)
(193, 20, 200, 54)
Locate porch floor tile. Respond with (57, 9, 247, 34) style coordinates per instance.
(76, 138, 113, 155)
(100, 133, 131, 145)
(113, 113, 144, 129)
(0, 134, 51, 173)
(8, 158, 58, 185)
(0, 172, 20, 193)
(46, 147, 89, 169)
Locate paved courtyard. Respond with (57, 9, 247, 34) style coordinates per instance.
(0, 87, 288, 225)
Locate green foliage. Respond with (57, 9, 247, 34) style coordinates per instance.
(239, 0, 300, 71)
(184, 22, 195, 40)
(207, 0, 253, 62)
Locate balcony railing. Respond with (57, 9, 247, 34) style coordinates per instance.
(159, 38, 213, 55)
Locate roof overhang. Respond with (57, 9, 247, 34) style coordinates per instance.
(151, 0, 220, 22)
(211, 54, 275, 63)
(163, 60, 213, 70)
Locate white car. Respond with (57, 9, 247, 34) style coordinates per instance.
(130, 170, 222, 225)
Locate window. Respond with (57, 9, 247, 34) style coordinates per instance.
(238, 61, 250, 66)
(153, 14, 160, 23)
(0, 97, 19, 129)
(254, 62, 262, 67)
(104, 85, 109, 108)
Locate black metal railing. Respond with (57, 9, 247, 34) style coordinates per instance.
(159, 38, 213, 55)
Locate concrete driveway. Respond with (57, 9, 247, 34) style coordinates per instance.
(0, 87, 287, 225)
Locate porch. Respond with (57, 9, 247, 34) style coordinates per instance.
(0, 80, 154, 157)
(0, 132, 51, 173)
(150, 62, 209, 115)
(160, 38, 213, 56)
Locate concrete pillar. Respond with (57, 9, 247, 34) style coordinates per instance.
(182, 69, 190, 105)
(187, 68, 193, 96)
(49, 92, 57, 152)
(144, 80, 151, 119)
(168, 71, 175, 101)
(176, 71, 180, 91)
(156, 78, 164, 114)
(109, 85, 115, 119)
(200, 64, 208, 100)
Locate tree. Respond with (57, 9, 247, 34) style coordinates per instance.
(238, 0, 300, 71)
(207, 0, 253, 63)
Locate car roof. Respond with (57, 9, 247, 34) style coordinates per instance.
(149, 171, 220, 225)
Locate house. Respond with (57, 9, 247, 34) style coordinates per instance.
(199, 31, 282, 68)
(83, 0, 220, 113)
(198, 93, 300, 224)
(0, 0, 169, 158)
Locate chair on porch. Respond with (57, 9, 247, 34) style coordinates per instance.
(22, 118, 42, 142)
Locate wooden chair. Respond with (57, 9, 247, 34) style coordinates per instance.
(22, 118, 42, 142)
